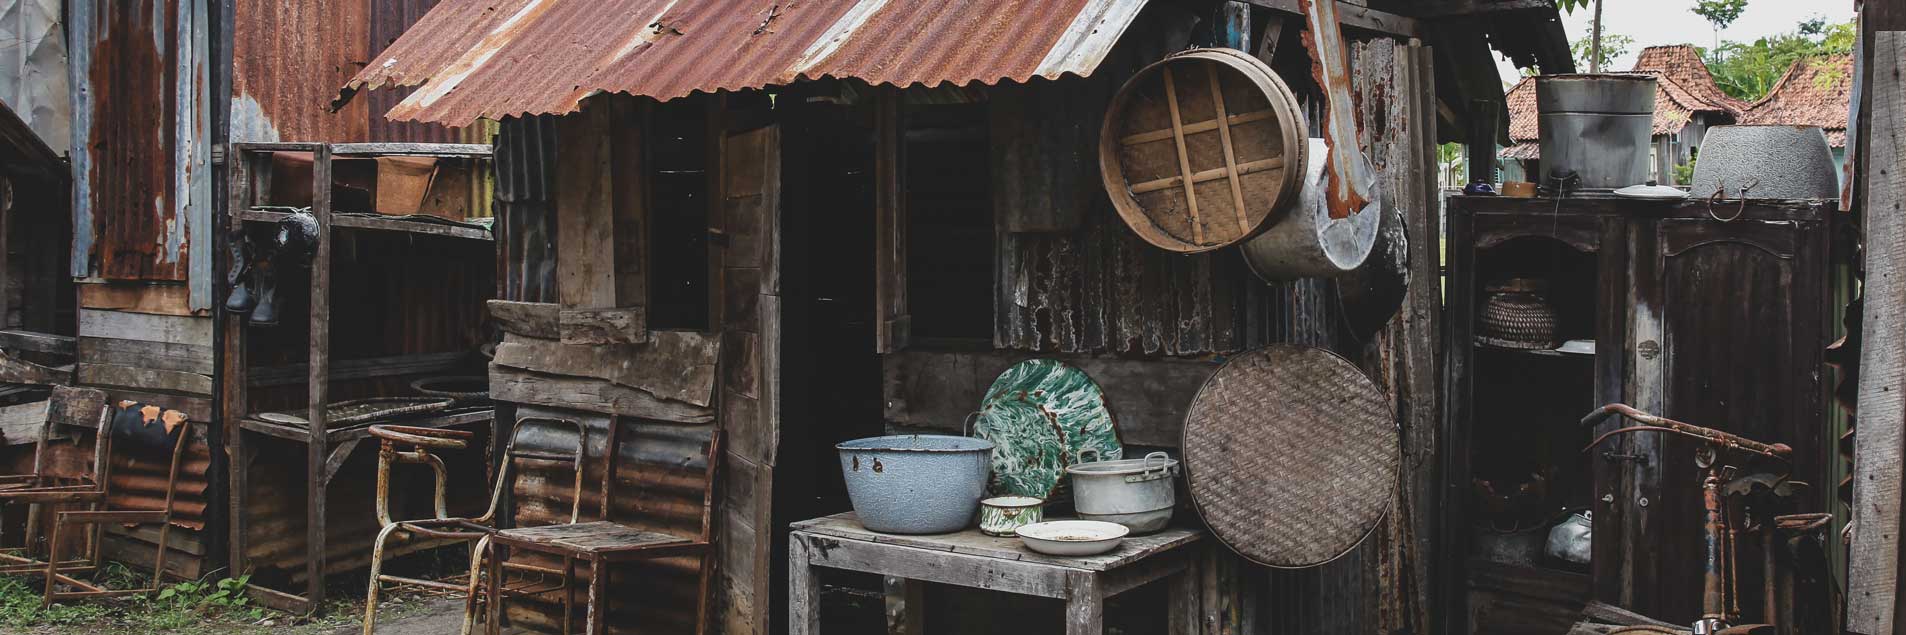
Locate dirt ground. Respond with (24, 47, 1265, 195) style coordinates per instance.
(0, 596, 468, 635)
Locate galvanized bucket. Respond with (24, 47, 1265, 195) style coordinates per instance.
(1536, 74, 1656, 189)
(837, 435, 993, 534)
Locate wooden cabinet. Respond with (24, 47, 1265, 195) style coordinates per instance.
(1443, 195, 1834, 630)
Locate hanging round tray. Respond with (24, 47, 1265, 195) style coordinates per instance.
(1181, 345, 1399, 568)
(1100, 48, 1307, 253)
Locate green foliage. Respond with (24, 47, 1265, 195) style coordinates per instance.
(1691, 0, 1750, 31)
(1703, 19, 1855, 101)
(1570, 33, 1634, 71)
(1555, 0, 1592, 13)
(1674, 157, 1697, 185)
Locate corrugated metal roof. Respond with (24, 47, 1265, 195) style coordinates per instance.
(341, 0, 1148, 126)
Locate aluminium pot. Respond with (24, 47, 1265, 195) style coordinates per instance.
(1066, 451, 1179, 534)
(837, 435, 994, 534)
(1535, 74, 1656, 189)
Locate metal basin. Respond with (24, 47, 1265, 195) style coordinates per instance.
(1066, 451, 1179, 534)
(1691, 125, 1839, 200)
(838, 435, 994, 534)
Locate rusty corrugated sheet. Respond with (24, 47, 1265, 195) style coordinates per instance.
(69, 0, 213, 310)
(341, 0, 1148, 126)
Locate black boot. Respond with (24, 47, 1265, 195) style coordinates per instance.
(248, 259, 279, 326)
(224, 233, 256, 313)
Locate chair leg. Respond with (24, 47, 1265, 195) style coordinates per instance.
(363, 523, 404, 635)
(486, 543, 504, 635)
(461, 535, 492, 635)
(562, 555, 576, 635)
(41, 513, 62, 606)
(696, 550, 714, 635)
(585, 558, 607, 635)
(151, 519, 172, 591)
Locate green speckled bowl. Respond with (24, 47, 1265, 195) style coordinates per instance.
(975, 359, 1123, 501)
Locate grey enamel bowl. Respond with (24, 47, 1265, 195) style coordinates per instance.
(838, 435, 994, 534)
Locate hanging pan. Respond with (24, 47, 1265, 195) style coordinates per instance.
(1181, 345, 1399, 567)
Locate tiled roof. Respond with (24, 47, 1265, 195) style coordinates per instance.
(1740, 54, 1853, 148)
(1631, 44, 1749, 115)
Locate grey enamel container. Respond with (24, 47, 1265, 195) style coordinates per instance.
(838, 435, 994, 534)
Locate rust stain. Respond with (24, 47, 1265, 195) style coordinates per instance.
(89, 0, 187, 281)
(340, 0, 1150, 127)
(1299, 0, 1372, 220)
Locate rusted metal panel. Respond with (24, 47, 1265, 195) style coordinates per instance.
(68, 0, 212, 309)
(1299, 0, 1375, 221)
(229, 0, 369, 143)
(340, 0, 1149, 126)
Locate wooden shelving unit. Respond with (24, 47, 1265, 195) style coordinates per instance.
(219, 142, 497, 612)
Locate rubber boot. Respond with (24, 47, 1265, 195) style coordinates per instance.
(224, 233, 256, 313)
(249, 259, 279, 326)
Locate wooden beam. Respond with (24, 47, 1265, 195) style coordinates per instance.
(0, 349, 70, 385)
(555, 99, 619, 309)
(487, 300, 560, 338)
(1242, 0, 1421, 38)
(489, 367, 715, 424)
(0, 330, 76, 356)
(1849, 29, 1906, 635)
(491, 332, 719, 407)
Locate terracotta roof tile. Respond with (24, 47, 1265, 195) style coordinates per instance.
(1631, 44, 1749, 115)
(1739, 55, 1853, 148)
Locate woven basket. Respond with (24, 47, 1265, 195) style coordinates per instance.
(1477, 279, 1558, 350)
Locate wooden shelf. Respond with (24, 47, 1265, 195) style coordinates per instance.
(242, 207, 492, 242)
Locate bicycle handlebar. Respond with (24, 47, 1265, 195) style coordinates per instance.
(1580, 403, 1791, 460)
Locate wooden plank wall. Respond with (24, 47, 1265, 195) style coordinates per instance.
(716, 124, 781, 635)
(70, 287, 216, 579)
(1848, 28, 1905, 635)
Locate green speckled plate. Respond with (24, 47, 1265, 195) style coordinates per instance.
(975, 359, 1123, 500)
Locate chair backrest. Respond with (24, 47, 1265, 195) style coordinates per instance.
(491, 416, 589, 526)
(597, 419, 720, 541)
(33, 385, 109, 480)
(103, 401, 195, 517)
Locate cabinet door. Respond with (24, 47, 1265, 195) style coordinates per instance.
(1620, 217, 1827, 623)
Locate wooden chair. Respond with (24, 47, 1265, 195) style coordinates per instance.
(362, 416, 587, 635)
(476, 419, 721, 635)
(41, 395, 195, 604)
(0, 385, 112, 578)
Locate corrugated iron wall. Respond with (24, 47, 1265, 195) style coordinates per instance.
(494, 115, 558, 303)
(68, 0, 212, 299)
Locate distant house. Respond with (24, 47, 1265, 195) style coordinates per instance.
(1740, 54, 1854, 179)
(1501, 44, 1743, 186)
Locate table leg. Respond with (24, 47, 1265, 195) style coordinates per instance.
(883, 576, 924, 635)
(1169, 555, 1202, 635)
(1064, 573, 1104, 635)
(585, 557, 607, 635)
(789, 533, 821, 635)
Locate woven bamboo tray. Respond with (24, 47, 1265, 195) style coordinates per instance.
(1181, 345, 1399, 568)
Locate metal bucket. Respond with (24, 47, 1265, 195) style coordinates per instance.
(1240, 138, 1382, 280)
(1536, 74, 1656, 189)
(837, 435, 994, 534)
(1066, 451, 1179, 534)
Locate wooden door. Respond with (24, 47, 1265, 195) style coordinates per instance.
(718, 124, 780, 635)
(1621, 216, 1828, 623)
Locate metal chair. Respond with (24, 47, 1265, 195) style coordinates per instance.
(40, 395, 195, 604)
(362, 417, 587, 635)
(0, 385, 112, 578)
(475, 420, 721, 635)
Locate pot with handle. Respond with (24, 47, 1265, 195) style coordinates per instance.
(1066, 450, 1179, 534)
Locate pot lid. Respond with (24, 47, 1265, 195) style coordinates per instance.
(1613, 181, 1688, 200)
(1182, 345, 1399, 568)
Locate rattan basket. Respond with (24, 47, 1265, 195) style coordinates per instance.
(1477, 279, 1558, 350)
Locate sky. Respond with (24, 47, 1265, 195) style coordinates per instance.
(1493, 0, 1859, 86)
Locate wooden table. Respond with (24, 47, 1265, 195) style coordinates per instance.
(789, 512, 1205, 635)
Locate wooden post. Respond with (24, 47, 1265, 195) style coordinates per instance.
(305, 144, 333, 607)
(1466, 98, 1497, 186)
(873, 88, 909, 353)
(221, 147, 251, 603)
(1849, 30, 1906, 635)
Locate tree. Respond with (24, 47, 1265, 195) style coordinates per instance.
(1571, 33, 1633, 72)
(1703, 18, 1854, 101)
(1691, 0, 1750, 52)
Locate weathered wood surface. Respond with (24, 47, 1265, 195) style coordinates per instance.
(791, 513, 1203, 573)
(490, 367, 713, 424)
(0, 400, 48, 446)
(77, 283, 197, 316)
(881, 350, 1214, 447)
(0, 349, 70, 385)
(1849, 29, 1906, 635)
(556, 98, 619, 309)
(719, 123, 780, 635)
(874, 88, 910, 352)
(487, 300, 560, 338)
(78, 337, 214, 375)
(78, 310, 211, 348)
(245, 351, 466, 388)
(0, 330, 76, 356)
(77, 363, 213, 396)
(492, 332, 719, 407)
(558, 307, 649, 345)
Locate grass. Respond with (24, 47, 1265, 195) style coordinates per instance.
(0, 563, 445, 635)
